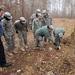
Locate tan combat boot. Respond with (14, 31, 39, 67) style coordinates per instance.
(24, 45, 29, 49)
(19, 45, 25, 52)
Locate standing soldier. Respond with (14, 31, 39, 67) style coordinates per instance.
(42, 10, 52, 26)
(32, 13, 43, 37)
(53, 28, 65, 50)
(2, 12, 15, 56)
(42, 10, 53, 43)
(29, 9, 41, 29)
(14, 17, 28, 51)
(32, 13, 43, 47)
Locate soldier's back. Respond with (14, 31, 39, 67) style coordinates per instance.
(2, 19, 13, 35)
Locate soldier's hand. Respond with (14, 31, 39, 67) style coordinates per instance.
(53, 42, 56, 46)
(27, 29, 28, 32)
(16, 30, 18, 33)
(57, 46, 61, 50)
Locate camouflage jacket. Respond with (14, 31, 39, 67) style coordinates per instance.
(29, 14, 36, 26)
(2, 19, 14, 36)
(14, 20, 28, 32)
(32, 18, 43, 33)
(42, 15, 52, 26)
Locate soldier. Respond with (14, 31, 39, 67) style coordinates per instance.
(0, 8, 11, 67)
(2, 12, 15, 56)
(42, 10, 52, 26)
(53, 28, 65, 50)
(34, 25, 54, 50)
(14, 17, 28, 50)
(29, 9, 41, 29)
(32, 13, 43, 37)
(42, 10, 53, 43)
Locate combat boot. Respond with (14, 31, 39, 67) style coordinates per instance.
(19, 46, 25, 52)
(24, 45, 29, 49)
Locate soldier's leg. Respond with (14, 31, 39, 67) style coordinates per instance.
(9, 35, 15, 50)
(18, 31, 23, 46)
(44, 37, 48, 45)
(34, 38, 39, 47)
(22, 31, 29, 49)
(38, 36, 44, 48)
(11, 35, 15, 49)
(10, 35, 18, 54)
(22, 31, 27, 45)
(3, 35, 13, 56)
(5, 36, 11, 51)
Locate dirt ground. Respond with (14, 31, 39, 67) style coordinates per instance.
(0, 18, 75, 75)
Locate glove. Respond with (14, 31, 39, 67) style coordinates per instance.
(57, 46, 61, 50)
(16, 30, 18, 33)
(27, 29, 28, 32)
(53, 42, 57, 46)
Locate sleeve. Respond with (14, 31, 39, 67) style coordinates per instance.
(25, 22, 28, 32)
(12, 22, 16, 34)
(2, 20, 7, 36)
(0, 22, 4, 37)
(42, 18, 45, 26)
(32, 20, 35, 33)
(14, 23, 18, 33)
(45, 32, 54, 43)
(14, 23, 17, 30)
(29, 15, 33, 25)
(54, 35, 60, 46)
(50, 18, 52, 25)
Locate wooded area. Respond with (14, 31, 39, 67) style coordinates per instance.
(0, 0, 75, 21)
(0, 0, 75, 75)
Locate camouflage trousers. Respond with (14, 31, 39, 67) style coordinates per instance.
(4, 34, 15, 51)
(34, 35, 44, 48)
(18, 30, 27, 46)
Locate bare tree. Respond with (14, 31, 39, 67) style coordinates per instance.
(1, 0, 75, 21)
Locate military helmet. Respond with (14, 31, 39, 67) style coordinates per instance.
(4, 12, 12, 20)
(59, 33, 63, 38)
(49, 25, 54, 30)
(36, 9, 41, 13)
(20, 17, 26, 24)
(42, 10, 46, 14)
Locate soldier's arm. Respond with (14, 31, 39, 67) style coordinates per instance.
(29, 15, 33, 26)
(54, 36, 60, 46)
(2, 20, 7, 36)
(50, 18, 52, 25)
(32, 20, 35, 33)
(45, 32, 54, 43)
(14, 23, 18, 33)
(26, 22, 28, 32)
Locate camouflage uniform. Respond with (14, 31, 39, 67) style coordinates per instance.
(32, 18, 43, 35)
(53, 28, 65, 46)
(29, 14, 36, 27)
(42, 15, 52, 26)
(34, 26, 54, 48)
(29, 9, 41, 29)
(42, 10, 53, 42)
(14, 19, 28, 47)
(2, 19, 15, 51)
